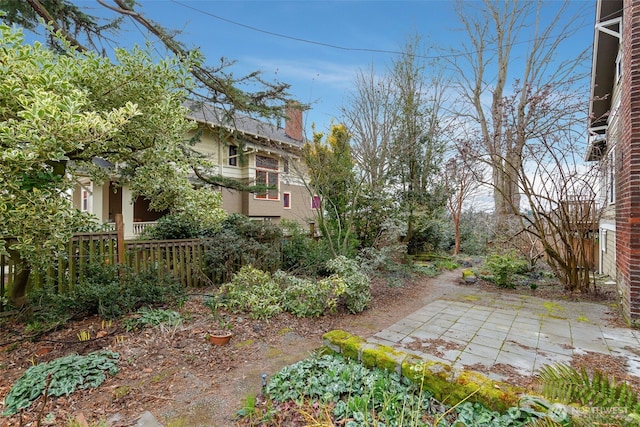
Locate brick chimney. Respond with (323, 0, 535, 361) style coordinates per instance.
(285, 102, 303, 141)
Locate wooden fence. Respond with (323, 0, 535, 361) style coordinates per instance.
(125, 238, 210, 288)
(1, 233, 211, 311)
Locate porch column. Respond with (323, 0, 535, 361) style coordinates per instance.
(121, 185, 135, 240)
(91, 182, 107, 223)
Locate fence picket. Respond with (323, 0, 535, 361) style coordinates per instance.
(1, 231, 281, 311)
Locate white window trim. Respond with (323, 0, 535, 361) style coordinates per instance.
(228, 144, 238, 167)
(283, 192, 291, 209)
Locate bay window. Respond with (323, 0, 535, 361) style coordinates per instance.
(255, 155, 279, 200)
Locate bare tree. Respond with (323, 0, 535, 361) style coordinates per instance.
(449, 0, 589, 230)
(484, 76, 600, 292)
(341, 65, 398, 191)
(513, 136, 601, 292)
(444, 140, 483, 255)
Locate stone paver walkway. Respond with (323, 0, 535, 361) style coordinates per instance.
(369, 286, 640, 382)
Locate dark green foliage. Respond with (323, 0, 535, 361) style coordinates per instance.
(119, 266, 185, 309)
(459, 210, 494, 256)
(538, 364, 640, 415)
(22, 288, 77, 332)
(140, 213, 203, 240)
(352, 189, 397, 249)
(25, 263, 184, 326)
(280, 219, 333, 276)
(72, 264, 184, 319)
(203, 214, 283, 284)
(407, 213, 453, 255)
(3, 350, 119, 415)
(485, 251, 529, 288)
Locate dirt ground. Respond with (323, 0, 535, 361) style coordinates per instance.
(0, 269, 632, 426)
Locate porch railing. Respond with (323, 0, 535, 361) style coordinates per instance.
(104, 221, 157, 237)
(132, 221, 157, 236)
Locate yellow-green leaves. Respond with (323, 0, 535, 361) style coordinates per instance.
(0, 22, 211, 279)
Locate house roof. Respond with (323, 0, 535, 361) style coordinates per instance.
(184, 100, 305, 151)
(586, 0, 622, 161)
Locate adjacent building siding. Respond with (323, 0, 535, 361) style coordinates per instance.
(600, 222, 616, 279)
(617, 0, 640, 323)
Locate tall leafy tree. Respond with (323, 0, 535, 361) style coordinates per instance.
(0, 23, 226, 305)
(303, 124, 360, 257)
(388, 35, 448, 252)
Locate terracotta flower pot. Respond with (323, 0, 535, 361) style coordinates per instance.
(206, 331, 233, 346)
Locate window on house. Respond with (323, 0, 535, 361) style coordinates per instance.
(228, 145, 238, 166)
(255, 155, 279, 200)
(283, 192, 291, 208)
(312, 195, 321, 209)
(82, 189, 89, 212)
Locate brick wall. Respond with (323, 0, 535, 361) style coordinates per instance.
(617, 0, 640, 323)
(285, 103, 303, 141)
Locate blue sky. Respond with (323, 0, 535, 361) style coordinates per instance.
(22, 0, 595, 135)
(84, 0, 594, 135)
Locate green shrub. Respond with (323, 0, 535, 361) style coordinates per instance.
(204, 214, 282, 283)
(326, 256, 370, 314)
(140, 213, 202, 240)
(216, 260, 370, 319)
(218, 265, 282, 320)
(458, 210, 495, 256)
(122, 307, 182, 332)
(281, 219, 333, 276)
(485, 251, 529, 288)
(434, 259, 460, 271)
(23, 287, 77, 332)
(3, 350, 119, 415)
(25, 263, 184, 325)
(121, 266, 184, 308)
(278, 271, 341, 317)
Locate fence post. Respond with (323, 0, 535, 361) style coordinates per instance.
(115, 214, 125, 265)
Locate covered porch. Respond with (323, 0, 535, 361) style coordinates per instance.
(73, 179, 166, 239)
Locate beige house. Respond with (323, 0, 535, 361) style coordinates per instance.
(73, 101, 315, 239)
